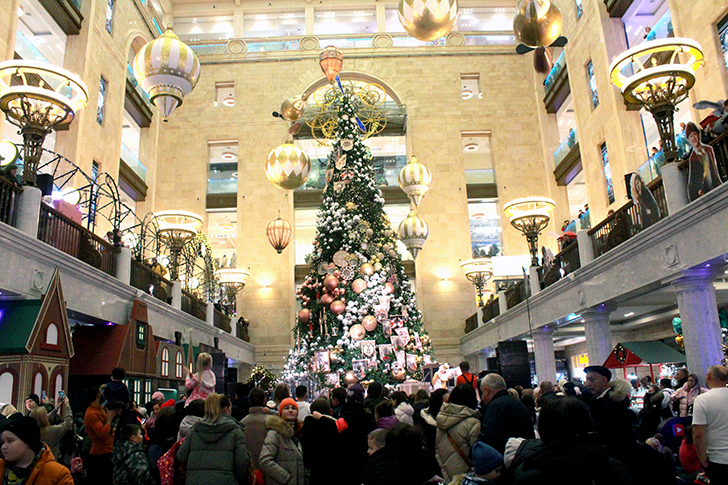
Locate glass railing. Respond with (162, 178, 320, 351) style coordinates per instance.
(638, 150, 666, 184)
(120, 142, 147, 182)
(544, 50, 566, 94)
(126, 64, 151, 107)
(643, 10, 673, 44)
(296, 155, 408, 190)
(465, 169, 496, 185)
(553, 128, 578, 168)
(14, 30, 49, 64)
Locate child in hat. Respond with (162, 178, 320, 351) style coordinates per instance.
(449, 441, 503, 484)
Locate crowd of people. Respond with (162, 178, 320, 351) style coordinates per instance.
(1, 358, 727, 485)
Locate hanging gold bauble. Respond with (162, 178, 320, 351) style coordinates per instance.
(362, 315, 378, 332)
(399, 156, 433, 208)
(352, 279, 367, 294)
(513, 0, 563, 48)
(398, 210, 430, 259)
(350, 324, 366, 340)
(265, 142, 311, 190)
(675, 334, 684, 349)
(280, 95, 307, 122)
(359, 263, 374, 276)
(398, 0, 458, 41)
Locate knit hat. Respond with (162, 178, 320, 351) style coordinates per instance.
(160, 398, 176, 409)
(151, 392, 165, 402)
(1, 416, 43, 454)
(471, 441, 503, 476)
(584, 365, 612, 381)
(347, 383, 365, 403)
(279, 398, 299, 416)
(24, 394, 40, 406)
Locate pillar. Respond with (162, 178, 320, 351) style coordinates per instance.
(581, 306, 613, 367)
(661, 163, 689, 214)
(671, 269, 723, 380)
(532, 327, 556, 384)
(529, 266, 540, 296)
(114, 247, 131, 285)
(15, 187, 41, 237)
(206, 302, 215, 326)
(171, 281, 182, 310)
(498, 290, 508, 314)
(577, 229, 594, 266)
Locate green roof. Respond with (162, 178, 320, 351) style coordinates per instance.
(621, 341, 685, 364)
(0, 300, 42, 354)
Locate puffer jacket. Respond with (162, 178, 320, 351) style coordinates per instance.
(671, 383, 709, 417)
(435, 402, 481, 482)
(395, 402, 414, 425)
(259, 415, 305, 485)
(177, 413, 250, 485)
(111, 440, 155, 485)
(0, 445, 73, 485)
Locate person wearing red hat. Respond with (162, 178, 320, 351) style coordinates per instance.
(260, 398, 305, 485)
(160, 399, 176, 409)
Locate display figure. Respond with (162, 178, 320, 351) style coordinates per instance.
(631, 174, 660, 229)
(685, 122, 722, 202)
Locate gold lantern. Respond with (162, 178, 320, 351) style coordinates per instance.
(265, 142, 311, 190)
(398, 211, 430, 259)
(267, 216, 292, 254)
(513, 0, 563, 49)
(319, 46, 344, 83)
(398, 156, 433, 208)
(398, 0, 458, 42)
(132, 28, 201, 121)
(280, 95, 308, 122)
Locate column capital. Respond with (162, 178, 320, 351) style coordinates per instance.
(579, 304, 615, 322)
(668, 267, 720, 293)
(532, 325, 555, 339)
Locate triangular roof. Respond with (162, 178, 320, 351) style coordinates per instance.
(604, 341, 686, 368)
(0, 268, 74, 357)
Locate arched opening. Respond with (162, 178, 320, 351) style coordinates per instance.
(46, 323, 59, 346)
(54, 373, 63, 401)
(33, 372, 43, 398)
(175, 350, 184, 379)
(161, 347, 169, 377)
(0, 371, 15, 404)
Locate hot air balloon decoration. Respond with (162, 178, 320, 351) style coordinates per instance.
(513, 0, 568, 74)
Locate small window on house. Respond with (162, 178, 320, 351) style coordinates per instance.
(46, 323, 59, 346)
(161, 347, 169, 377)
(0, 372, 14, 404)
(175, 351, 184, 378)
(144, 381, 152, 403)
(215, 82, 235, 107)
(97, 76, 108, 125)
(461, 74, 481, 100)
(34, 372, 43, 397)
(136, 323, 146, 349)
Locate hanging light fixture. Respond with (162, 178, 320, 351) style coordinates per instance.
(398, 156, 433, 208)
(319, 46, 343, 83)
(132, 27, 201, 121)
(398, 210, 430, 259)
(267, 216, 292, 254)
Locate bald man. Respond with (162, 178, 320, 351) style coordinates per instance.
(693, 365, 728, 484)
(477, 373, 534, 453)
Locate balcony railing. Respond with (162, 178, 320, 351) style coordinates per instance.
(0, 177, 21, 226)
(126, 64, 151, 108)
(504, 280, 528, 309)
(481, 296, 501, 324)
(638, 150, 666, 184)
(543, 241, 581, 288)
(181, 289, 207, 321)
(588, 177, 668, 258)
(38, 203, 117, 276)
(544, 50, 566, 94)
(554, 128, 578, 168)
(120, 142, 147, 182)
(709, 131, 728, 182)
(131, 259, 173, 303)
(213, 308, 232, 333)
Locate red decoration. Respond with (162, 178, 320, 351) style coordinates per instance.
(319, 45, 343, 82)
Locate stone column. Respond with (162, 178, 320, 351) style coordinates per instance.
(206, 302, 215, 326)
(15, 187, 42, 237)
(498, 290, 508, 314)
(115, 247, 131, 285)
(581, 306, 613, 367)
(661, 163, 689, 214)
(671, 269, 723, 380)
(577, 229, 594, 266)
(529, 266, 540, 296)
(532, 327, 556, 384)
(171, 281, 182, 310)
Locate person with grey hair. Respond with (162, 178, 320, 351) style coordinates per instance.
(692, 365, 728, 484)
(477, 373, 534, 453)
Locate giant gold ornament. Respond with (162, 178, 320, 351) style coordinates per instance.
(362, 315, 378, 332)
(398, 0, 458, 41)
(398, 211, 430, 259)
(398, 156, 433, 208)
(513, 0, 563, 49)
(280, 95, 307, 122)
(350, 324, 366, 340)
(265, 143, 311, 190)
(133, 28, 201, 121)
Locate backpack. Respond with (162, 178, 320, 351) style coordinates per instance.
(158, 438, 186, 485)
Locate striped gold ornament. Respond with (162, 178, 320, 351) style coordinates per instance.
(398, 210, 430, 259)
(133, 28, 201, 121)
(398, 156, 433, 208)
(398, 0, 458, 42)
(265, 143, 312, 190)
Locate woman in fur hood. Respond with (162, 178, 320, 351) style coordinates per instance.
(259, 398, 305, 485)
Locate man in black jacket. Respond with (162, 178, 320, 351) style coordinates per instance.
(478, 373, 535, 453)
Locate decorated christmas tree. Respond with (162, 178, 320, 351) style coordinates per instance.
(282, 84, 433, 387)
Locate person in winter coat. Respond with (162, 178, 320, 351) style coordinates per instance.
(30, 397, 72, 462)
(300, 398, 341, 485)
(183, 353, 216, 406)
(392, 391, 414, 425)
(338, 384, 375, 485)
(259, 398, 305, 485)
(241, 387, 270, 473)
(638, 385, 663, 440)
(375, 400, 399, 430)
(0, 416, 74, 485)
(177, 393, 250, 485)
(583, 366, 635, 452)
(177, 399, 205, 441)
(478, 374, 535, 454)
(362, 422, 438, 485)
(448, 441, 503, 485)
(671, 373, 709, 417)
(511, 396, 635, 485)
(436, 384, 481, 482)
(112, 424, 154, 485)
(420, 388, 448, 477)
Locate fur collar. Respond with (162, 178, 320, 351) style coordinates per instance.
(265, 415, 295, 438)
(607, 379, 632, 402)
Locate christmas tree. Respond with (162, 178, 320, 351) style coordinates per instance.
(283, 85, 433, 387)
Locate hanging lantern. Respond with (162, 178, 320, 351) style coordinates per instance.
(133, 28, 201, 121)
(398, 0, 458, 42)
(266, 217, 292, 254)
(265, 142, 311, 190)
(398, 156, 433, 208)
(398, 211, 430, 259)
(319, 46, 343, 83)
(280, 95, 307, 122)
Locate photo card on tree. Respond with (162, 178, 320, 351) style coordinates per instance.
(390, 315, 405, 328)
(390, 335, 406, 351)
(361, 340, 376, 358)
(395, 350, 406, 368)
(406, 354, 417, 373)
(325, 372, 340, 386)
(315, 350, 331, 372)
(378, 344, 393, 361)
(395, 327, 410, 344)
(352, 359, 368, 379)
(381, 319, 393, 337)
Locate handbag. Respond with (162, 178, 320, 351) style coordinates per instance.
(70, 440, 84, 476)
(445, 432, 473, 469)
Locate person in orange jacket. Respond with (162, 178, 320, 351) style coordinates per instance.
(84, 386, 120, 485)
(0, 415, 73, 485)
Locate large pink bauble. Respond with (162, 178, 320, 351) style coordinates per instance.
(298, 308, 311, 323)
(321, 293, 335, 306)
(362, 315, 378, 332)
(330, 300, 346, 315)
(350, 324, 366, 340)
(352, 279, 367, 294)
(324, 275, 340, 292)
(384, 282, 395, 294)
